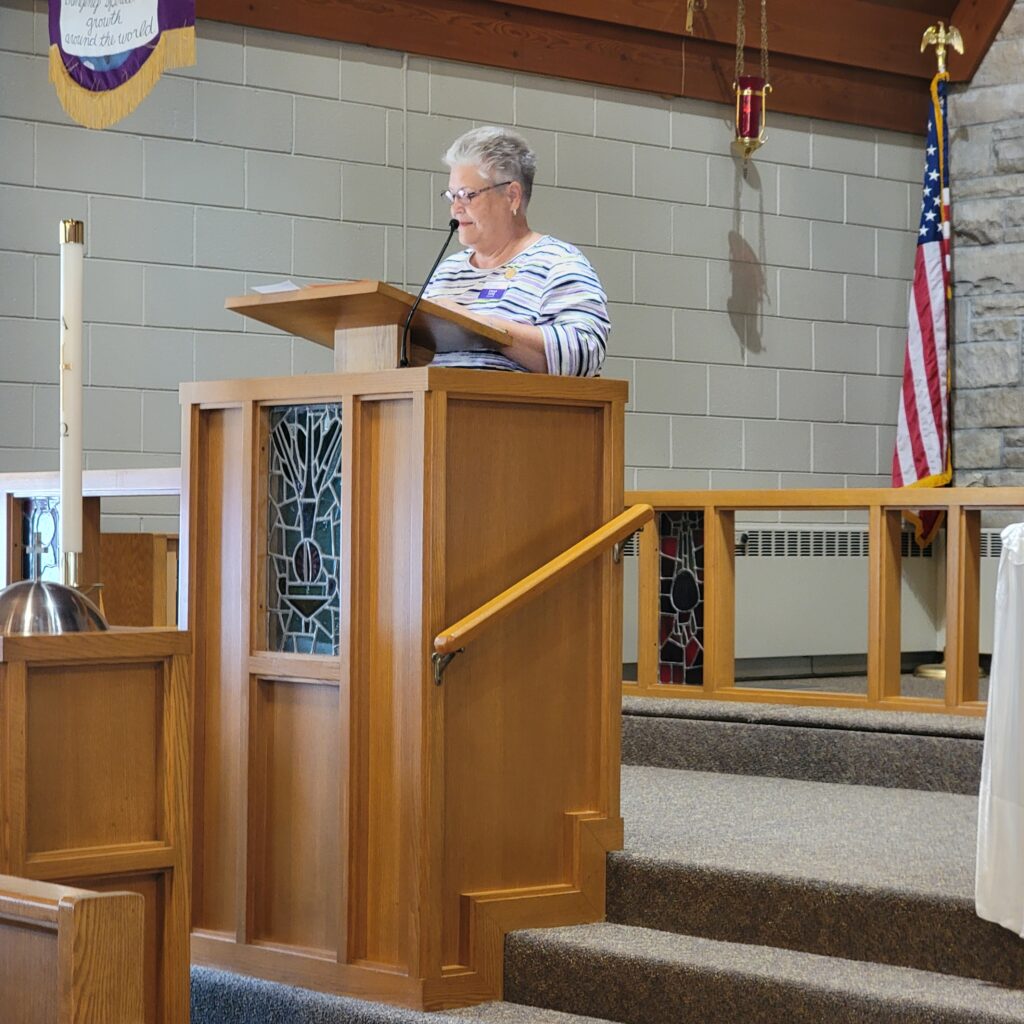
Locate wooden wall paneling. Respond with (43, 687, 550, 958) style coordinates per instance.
(440, 397, 605, 970)
(349, 394, 423, 972)
(99, 533, 168, 626)
(236, 402, 256, 947)
(867, 505, 902, 703)
(250, 676, 341, 953)
(5, 493, 22, 585)
(336, 390, 356, 970)
(25, 661, 162, 856)
(161, 652, 192, 1024)
(421, 387, 448, 982)
(1, 657, 28, 876)
(81, 498, 102, 593)
(190, 406, 246, 938)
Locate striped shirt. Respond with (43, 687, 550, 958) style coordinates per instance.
(422, 235, 610, 375)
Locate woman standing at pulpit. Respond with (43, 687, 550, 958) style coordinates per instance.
(424, 126, 610, 376)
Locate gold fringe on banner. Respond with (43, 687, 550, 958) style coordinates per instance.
(49, 25, 195, 130)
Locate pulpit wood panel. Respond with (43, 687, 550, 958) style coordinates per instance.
(189, 407, 246, 939)
(184, 368, 626, 1010)
(438, 399, 606, 968)
(349, 395, 423, 971)
(250, 677, 340, 953)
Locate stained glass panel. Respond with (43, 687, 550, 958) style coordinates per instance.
(266, 403, 342, 655)
(657, 510, 704, 685)
(21, 497, 62, 582)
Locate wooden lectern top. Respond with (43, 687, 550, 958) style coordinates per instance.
(226, 279, 510, 354)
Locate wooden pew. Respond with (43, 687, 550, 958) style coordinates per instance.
(0, 874, 144, 1024)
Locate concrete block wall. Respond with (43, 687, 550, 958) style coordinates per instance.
(949, 0, 1024, 484)
(0, 0, 923, 530)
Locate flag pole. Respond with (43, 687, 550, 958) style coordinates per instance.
(912, 21, 968, 687)
(922, 22, 963, 479)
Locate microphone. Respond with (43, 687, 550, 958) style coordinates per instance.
(400, 218, 460, 368)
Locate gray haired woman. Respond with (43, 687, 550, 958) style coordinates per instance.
(424, 125, 610, 376)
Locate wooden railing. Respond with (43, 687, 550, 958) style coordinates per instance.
(433, 504, 654, 680)
(624, 488, 1024, 716)
(0, 874, 145, 1024)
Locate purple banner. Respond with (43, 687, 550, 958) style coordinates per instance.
(49, 0, 195, 129)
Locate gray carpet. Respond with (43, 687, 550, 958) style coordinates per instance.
(622, 696, 986, 739)
(620, 765, 976, 896)
(504, 923, 1024, 1024)
(190, 968, 610, 1024)
(622, 695, 984, 792)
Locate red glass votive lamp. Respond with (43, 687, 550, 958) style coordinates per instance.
(734, 74, 771, 157)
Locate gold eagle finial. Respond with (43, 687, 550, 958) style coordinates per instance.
(921, 22, 964, 74)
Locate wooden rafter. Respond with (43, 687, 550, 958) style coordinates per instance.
(195, 0, 1015, 133)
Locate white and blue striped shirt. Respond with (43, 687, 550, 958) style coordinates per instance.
(423, 235, 610, 376)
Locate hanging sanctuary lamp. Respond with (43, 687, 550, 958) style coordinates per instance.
(733, 0, 771, 159)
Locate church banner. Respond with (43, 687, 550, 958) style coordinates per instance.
(49, 0, 195, 130)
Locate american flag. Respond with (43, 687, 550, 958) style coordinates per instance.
(892, 73, 953, 546)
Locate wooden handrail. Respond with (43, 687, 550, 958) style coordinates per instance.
(433, 503, 654, 659)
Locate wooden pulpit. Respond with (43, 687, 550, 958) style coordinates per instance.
(183, 286, 627, 1009)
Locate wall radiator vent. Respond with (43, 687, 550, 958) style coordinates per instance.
(981, 532, 1003, 559)
(735, 529, 943, 559)
(621, 526, 1002, 559)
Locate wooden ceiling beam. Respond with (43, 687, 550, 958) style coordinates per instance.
(948, 0, 1017, 79)
(196, 0, 1004, 134)
(499, 0, 942, 79)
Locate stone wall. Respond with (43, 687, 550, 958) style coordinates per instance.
(950, 0, 1024, 483)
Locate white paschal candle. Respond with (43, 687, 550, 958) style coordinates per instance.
(59, 219, 84, 587)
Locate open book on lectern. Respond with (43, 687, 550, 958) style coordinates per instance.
(226, 279, 510, 372)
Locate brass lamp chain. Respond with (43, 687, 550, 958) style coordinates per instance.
(736, 0, 770, 83)
(760, 0, 769, 82)
(735, 0, 745, 83)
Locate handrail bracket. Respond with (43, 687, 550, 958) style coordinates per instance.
(432, 649, 464, 686)
(612, 528, 643, 564)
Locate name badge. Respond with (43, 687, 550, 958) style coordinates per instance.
(478, 287, 507, 300)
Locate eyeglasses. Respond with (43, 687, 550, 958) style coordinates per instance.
(440, 181, 513, 204)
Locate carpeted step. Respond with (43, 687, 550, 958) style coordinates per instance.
(622, 697, 983, 792)
(504, 922, 1024, 1024)
(614, 765, 1024, 985)
(190, 966, 615, 1024)
(607, 856, 1024, 987)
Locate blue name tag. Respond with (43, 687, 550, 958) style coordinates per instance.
(477, 287, 507, 300)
